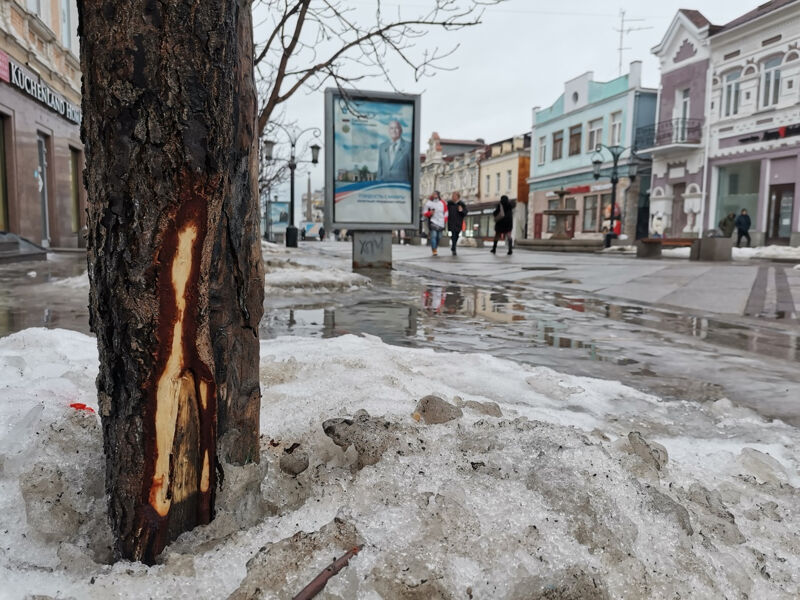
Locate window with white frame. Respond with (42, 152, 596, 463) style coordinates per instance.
(485, 174, 490, 195)
(61, 0, 71, 48)
(761, 56, 781, 108)
(537, 136, 546, 165)
(723, 70, 741, 117)
(610, 112, 622, 145)
(506, 170, 512, 191)
(587, 118, 603, 152)
(496, 172, 500, 192)
(27, 0, 41, 15)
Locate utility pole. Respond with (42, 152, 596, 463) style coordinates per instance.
(614, 9, 652, 75)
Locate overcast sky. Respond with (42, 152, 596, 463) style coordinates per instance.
(260, 0, 762, 211)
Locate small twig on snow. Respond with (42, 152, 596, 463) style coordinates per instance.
(292, 545, 362, 600)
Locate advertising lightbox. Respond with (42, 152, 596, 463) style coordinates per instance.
(325, 88, 420, 230)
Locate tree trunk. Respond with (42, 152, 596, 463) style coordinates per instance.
(79, 0, 263, 563)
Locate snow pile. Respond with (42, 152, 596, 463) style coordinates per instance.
(52, 271, 90, 289)
(1, 329, 799, 599)
(264, 259, 370, 293)
(661, 247, 691, 259)
(261, 240, 290, 255)
(733, 245, 800, 261)
(598, 245, 635, 254)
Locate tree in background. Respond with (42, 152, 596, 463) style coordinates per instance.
(254, 0, 502, 135)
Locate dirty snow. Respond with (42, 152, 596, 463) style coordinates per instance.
(51, 271, 90, 289)
(1, 328, 799, 599)
(264, 263, 370, 293)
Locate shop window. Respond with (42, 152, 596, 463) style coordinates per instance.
(69, 148, 81, 233)
(0, 118, 8, 232)
(600, 193, 613, 229)
(583, 195, 598, 231)
(716, 161, 760, 226)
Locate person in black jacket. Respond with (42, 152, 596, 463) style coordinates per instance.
(491, 195, 514, 255)
(447, 191, 468, 255)
(734, 208, 751, 248)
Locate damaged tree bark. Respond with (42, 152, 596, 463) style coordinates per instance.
(79, 0, 263, 562)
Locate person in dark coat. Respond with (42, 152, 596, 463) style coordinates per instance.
(718, 212, 736, 238)
(734, 208, 751, 248)
(491, 195, 514, 255)
(447, 191, 468, 255)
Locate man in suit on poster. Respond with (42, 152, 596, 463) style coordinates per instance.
(377, 120, 412, 183)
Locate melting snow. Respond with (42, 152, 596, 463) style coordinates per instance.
(0, 329, 798, 598)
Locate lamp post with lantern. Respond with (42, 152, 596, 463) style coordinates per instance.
(591, 144, 638, 248)
(262, 125, 321, 247)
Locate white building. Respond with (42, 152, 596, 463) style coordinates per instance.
(706, 0, 800, 246)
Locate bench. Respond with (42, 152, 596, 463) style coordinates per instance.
(636, 237, 699, 258)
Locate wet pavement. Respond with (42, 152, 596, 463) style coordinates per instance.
(2, 246, 799, 426)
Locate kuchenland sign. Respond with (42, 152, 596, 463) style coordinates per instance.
(324, 88, 420, 230)
(0, 51, 81, 125)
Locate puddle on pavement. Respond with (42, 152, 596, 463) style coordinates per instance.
(3, 254, 799, 424)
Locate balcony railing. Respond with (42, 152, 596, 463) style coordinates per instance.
(634, 118, 703, 151)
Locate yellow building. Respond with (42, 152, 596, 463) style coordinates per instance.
(467, 134, 530, 241)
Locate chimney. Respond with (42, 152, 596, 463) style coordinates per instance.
(629, 60, 642, 88)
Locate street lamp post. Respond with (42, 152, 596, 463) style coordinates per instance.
(263, 125, 321, 248)
(591, 144, 638, 248)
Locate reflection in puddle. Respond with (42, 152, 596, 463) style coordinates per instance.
(263, 282, 800, 367)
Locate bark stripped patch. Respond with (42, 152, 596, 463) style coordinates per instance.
(137, 174, 218, 563)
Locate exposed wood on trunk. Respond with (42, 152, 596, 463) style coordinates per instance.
(79, 0, 263, 563)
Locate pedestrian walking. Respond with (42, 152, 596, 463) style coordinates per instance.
(718, 212, 736, 238)
(490, 195, 514, 255)
(423, 191, 448, 256)
(447, 191, 468, 255)
(734, 208, 751, 248)
(319, 226, 325, 241)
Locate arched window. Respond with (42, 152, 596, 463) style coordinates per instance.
(761, 56, 782, 108)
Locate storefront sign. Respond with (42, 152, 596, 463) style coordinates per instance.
(5, 58, 81, 125)
(738, 123, 800, 144)
(566, 185, 591, 194)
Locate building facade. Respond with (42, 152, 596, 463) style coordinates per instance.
(528, 62, 657, 241)
(473, 134, 530, 241)
(420, 132, 486, 200)
(638, 10, 714, 238)
(706, 0, 800, 246)
(1, 0, 83, 248)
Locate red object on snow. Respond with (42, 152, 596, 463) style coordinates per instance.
(69, 403, 95, 413)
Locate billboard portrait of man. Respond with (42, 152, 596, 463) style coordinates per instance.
(377, 120, 412, 183)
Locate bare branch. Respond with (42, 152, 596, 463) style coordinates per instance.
(254, 0, 505, 133)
